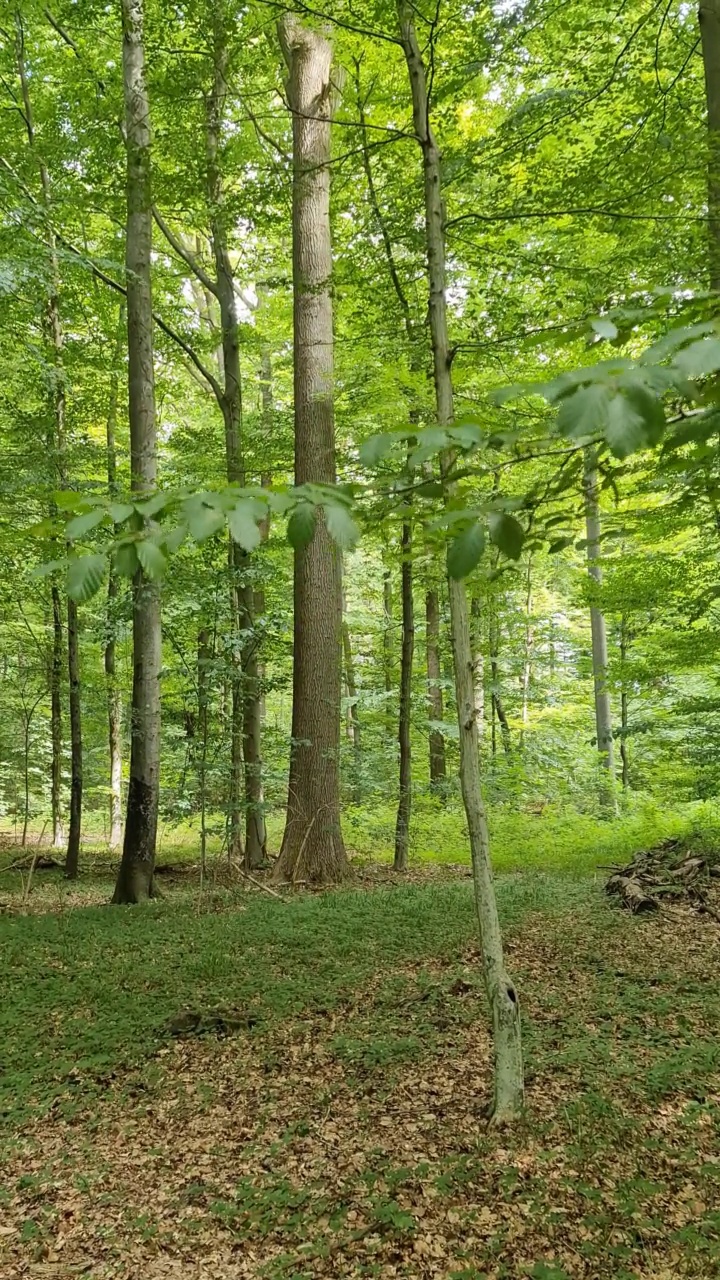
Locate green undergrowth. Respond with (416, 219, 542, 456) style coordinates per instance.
(1, 875, 584, 1132)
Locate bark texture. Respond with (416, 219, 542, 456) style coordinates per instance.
(342, 618, 362, 801)
(112, 0, 162, 905)
(426, 588, 447, 792)
(700, 0, 720, 289)
(50, 586, 63, 846)
(274, 14, 348, 884)
(583, 448, 616, 810)
(394, 521, 414, 870)
(105, 304, 125, 851)
(398, 2, 524, 1123)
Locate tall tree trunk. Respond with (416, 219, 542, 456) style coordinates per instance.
(15, 16, 81, 868)
(490, 612, 512, 756)
(274, 14, 348, 884)
(50, 586, 63, 846)
(112, 0, 162, 904)
(426, 587, 447, 794)
(519, 559, 533, 750)
(342, 618, 362, 802)
(700, 0, 720, 289)
(620, 614, 630, 791)
(398, 3, 524, 1123)
(394, 520, 414, 870)
(583, 447, 616, 811)
(105, 304, 125, 852)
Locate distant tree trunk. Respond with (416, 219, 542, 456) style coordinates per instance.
(197, 626, 211, 875)
(398, 2, 524, 1124)
(583, 447, 616, 811)
(519, 559, 533, 750)
(393, 520, 414, 870)
(426, 587, 447, 794)
(620, 614, 630, 791)
(342, 618, 362, 802)
(105, 304, 125, 852)
(383, 565, 394, 733)
(50, 587, 63, 846)
(274, 15, 348, 884)
(700, 0, 720, 289)
(470, 596, 485, 749)
(490, 613, 512, 756)
(112, 0, 162, 905)
(15, 15, 82, 871)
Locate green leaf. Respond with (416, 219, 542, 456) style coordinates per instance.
(447, 521, 485, 579)
(67, 554, 107, 603)
(114, 542, 139, 578)
(359, 432, 394, 465)
(448, 421, 484, 450)
(287, 502, 316, 549)
(548, 535, 574, 554)
(66, 508, 107, 539)
(229, 501, 262, 551)
(324, 501, 360, 550)
(135, 539, 167, 579)
(556, 384, 610, 439)
(135, 491, 172, 518)
(604, 385, 665, 458)
(109, 502, 135, 525)
(188, 504, 226, 542)
(488, 511, 525, 560)
(163, 525, 187, 554)
(591, 317, 618, 341)
(673, 337, 720, 378)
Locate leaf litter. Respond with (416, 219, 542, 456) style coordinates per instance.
(1, 884, 720, 1279)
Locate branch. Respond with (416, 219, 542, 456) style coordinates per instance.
(447, 207, 707, 228)
(152, 205, 219, 297)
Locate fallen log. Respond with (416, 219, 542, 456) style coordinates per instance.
(605, 874, 658, 913)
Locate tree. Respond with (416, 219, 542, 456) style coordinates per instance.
(700, 0, 720, 290)
(112, 0, 162, 905)
(583, 447, 616, 811)
(273, 13, 349, 884)
(397, 0, 524, 1123)
(425, 586, 446, 794)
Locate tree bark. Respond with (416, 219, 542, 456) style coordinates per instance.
(700, 0, 720, 289)
(50, 586, 63, 846)
(203, 12, 266, 869)
(519, 559, 533, 750)
(65, 598, 82, 878)
(394, 520, 414, 870)
(197, 626, 211, 875)
(105, 304, 125, 852)
(274, 14, 348, 884)
(342, 617, 362, 802)
(490, 612, 512, 756)
(583, 447, 617, 812)
(112, 0, 162, 904)
(426, 587, 447, 793)
(398, 2, 524, 1123)
(382, 564, 394, 734)
(620, 613, 630, 791)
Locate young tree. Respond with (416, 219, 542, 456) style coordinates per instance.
(273, 13, 348, 884)
(112, 0, 162, 904)
(105, 305, 125, 851)
(426, 587, 446, 793)
(397, 1, 524, 1123)
(583, 448, 616, 809)
(700, 0, 720, 289)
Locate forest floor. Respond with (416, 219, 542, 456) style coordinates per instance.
(1, 853, 720, 1279)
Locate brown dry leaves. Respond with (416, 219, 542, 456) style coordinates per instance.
(1, 902, 720, 1280)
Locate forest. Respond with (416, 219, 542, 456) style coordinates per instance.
(2, 0, 720, 1275)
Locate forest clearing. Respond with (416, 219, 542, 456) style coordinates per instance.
(3, 0, 720, 1274)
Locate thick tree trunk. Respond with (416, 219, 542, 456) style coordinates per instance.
(398, 2, 524, 1123)
(112, 0, 162, 905)
(274, 14, 348, 884)
(583, 447, 616, 811)
(394, 521, 414, 870)
(50, 586, 63, 846)
(700, 0, 720, 289)
(105, 305, 125, 851)
(426, 587, 447, 793)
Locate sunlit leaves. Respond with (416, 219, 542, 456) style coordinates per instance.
(324, 501, 360, 550)
(286, 502, 316, 549)
(488, 511, 525, 560)
(135, 539, 167, 579)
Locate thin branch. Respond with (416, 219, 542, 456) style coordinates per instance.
(152, 205, 219, 297)
(447, 207, 707, 229)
